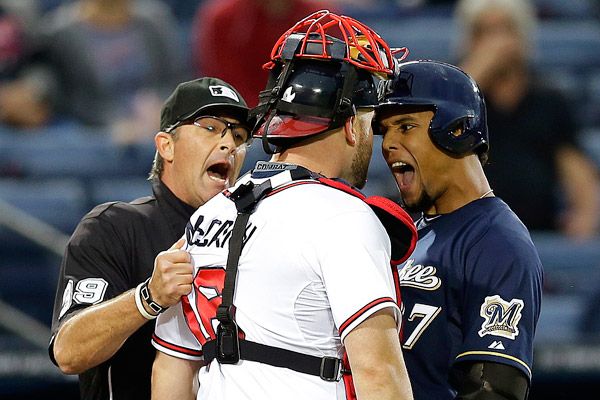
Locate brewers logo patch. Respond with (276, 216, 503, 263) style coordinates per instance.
(478, 295, 524, 340)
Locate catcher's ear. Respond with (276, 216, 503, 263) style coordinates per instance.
(344, 116, 357, 145)
(155, 132, 175, 162)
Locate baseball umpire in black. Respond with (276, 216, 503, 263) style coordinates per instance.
(49, 77, 253, 399)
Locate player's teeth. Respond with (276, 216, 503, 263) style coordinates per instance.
(392, 161, 407, 168)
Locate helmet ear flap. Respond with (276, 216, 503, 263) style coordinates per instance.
(429, 115, 482, 156)
(331, 63, 359, 128)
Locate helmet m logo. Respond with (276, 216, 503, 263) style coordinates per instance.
(478, 295, 524, 340)
(209, 85, 239, 102)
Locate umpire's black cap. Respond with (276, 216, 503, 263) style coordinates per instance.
(160, 77, 251, 133)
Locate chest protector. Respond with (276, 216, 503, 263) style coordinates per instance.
(203, 161, 417, 391)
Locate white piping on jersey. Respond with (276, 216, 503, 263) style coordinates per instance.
(455, 350, 532, 377)
(108, 365, 113, 400)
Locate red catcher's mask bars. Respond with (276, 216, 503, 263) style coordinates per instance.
(264, 10, 407, 76)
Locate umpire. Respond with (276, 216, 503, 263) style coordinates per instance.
(49, 77, 252, 399)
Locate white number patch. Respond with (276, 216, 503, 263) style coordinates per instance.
(402, 303, 442, 349)
(73, 278, 108, 305)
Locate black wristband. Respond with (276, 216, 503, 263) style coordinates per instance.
(140, 278, 167, 315)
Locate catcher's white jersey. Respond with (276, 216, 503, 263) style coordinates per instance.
(153, 167, 400, 400)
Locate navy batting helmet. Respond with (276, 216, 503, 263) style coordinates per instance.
(251, 10, 407, 153)
(378, 60, 489, 158)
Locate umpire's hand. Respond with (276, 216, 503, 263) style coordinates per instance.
(149, 238, 194, 308)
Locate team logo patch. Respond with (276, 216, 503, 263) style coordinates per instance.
(209, 85, 239, 102)
(478, 295, 524, 340)
(488, 340, 505, 350)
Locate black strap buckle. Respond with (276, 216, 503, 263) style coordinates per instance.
(320, 356, 342, 382)
(216, 305, 240, 364)
(230, 180, 273, 213)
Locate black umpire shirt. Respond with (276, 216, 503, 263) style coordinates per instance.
(49, 179, 195, 400)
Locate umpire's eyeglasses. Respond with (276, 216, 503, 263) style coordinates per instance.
(164, 116, 251, 148)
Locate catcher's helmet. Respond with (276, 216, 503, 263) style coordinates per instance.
(378, 60, 489, 157)
(251, 10, 407, 153)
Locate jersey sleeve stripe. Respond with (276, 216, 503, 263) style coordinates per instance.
(339, 297, 398, 338)
(152, 333, 203, 359)
(455, 350, 532, 377)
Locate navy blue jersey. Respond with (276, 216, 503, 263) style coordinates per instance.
(398, 197, 543, 400)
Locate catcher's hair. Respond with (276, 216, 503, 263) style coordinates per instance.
(453, 0, 537, 58)
(148, 129, 179, 180)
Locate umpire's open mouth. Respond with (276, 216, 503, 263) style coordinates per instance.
(207, 161, 231, 183)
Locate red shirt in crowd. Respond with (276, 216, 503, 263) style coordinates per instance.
(192, 0, 336, 107)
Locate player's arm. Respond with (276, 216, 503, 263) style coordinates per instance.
(450, 361, 529, 400)
(455, 227, 541, 400)
(53, 239, 193, 374)
(54, 289, 150, 374)
(344, 308, 413, 400)
(152, 351, 202, 400)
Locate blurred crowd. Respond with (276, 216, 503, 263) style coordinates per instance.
(1, 2, 600, 397)
(1, 0, 600, 239)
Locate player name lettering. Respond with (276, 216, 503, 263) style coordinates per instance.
(185, 215, 257, 249)
(398, 259, 441, 290)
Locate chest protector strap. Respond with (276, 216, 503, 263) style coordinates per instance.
(207, 162, 417, 382)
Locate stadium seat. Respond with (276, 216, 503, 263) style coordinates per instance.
(584, 70, 600, 127)
(535, 295, 583, 343)
(359, 16, 455, 63)
(535, 21, 600, 71)
(579, 128, 600, 168)
(0, 178, 87, 235)
(89, 177, 153, 206)
(0, 129, 155, 179)
(531, 232, 600, 295)
(531, 232, 600, 344)
(535, 0, 598, 19)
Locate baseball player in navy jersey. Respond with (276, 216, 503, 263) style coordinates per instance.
(151, 10, 416, 400)
(376, 60, 543, 400)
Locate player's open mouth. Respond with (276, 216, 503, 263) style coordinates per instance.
(391, 161, 415, 190)
(207, 162, 231, 184)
